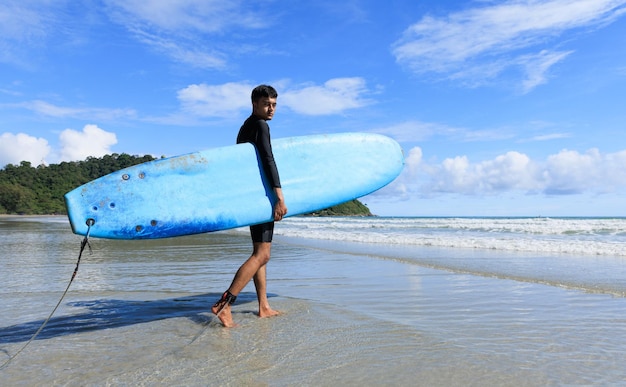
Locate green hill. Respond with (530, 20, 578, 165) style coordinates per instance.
(305, 199, 372, 216)
(0, 154, 156, 214)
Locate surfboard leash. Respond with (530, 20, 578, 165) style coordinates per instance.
(0, 219, 94, 370)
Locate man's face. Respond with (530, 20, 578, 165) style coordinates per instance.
(252, 97, 277, 121)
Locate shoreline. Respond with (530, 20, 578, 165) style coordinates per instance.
(0, 214, 64, 218)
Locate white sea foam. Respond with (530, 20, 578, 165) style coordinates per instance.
(276, 217, 626, 257)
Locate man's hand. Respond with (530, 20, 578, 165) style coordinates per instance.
(273, 188, 288, 221)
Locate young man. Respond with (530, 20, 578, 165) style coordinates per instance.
(211, 85, 288, 327)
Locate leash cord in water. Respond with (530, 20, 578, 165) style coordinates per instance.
(0, 219, 94, 370)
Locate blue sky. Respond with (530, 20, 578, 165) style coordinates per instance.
(1, 0, 625, 217)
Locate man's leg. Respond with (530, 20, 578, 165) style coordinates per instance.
(212, 242, 272, 327)
(252, 244, 281, 318)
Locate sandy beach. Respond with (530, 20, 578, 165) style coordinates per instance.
(1, 216, 626, 386)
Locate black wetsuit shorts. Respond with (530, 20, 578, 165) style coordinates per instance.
(250, 221, 274, 243)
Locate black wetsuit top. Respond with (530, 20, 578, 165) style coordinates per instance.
(236, 114, 281, 188)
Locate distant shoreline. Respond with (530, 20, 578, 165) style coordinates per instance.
(0, 214, 62, 218)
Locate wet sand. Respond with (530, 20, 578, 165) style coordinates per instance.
(1, 218, 626, 385)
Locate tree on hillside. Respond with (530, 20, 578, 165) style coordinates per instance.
(0, 183, 36, 214)
(0, 154, 156, 215)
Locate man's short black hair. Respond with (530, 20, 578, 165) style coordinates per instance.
(251, 85, 278, 102)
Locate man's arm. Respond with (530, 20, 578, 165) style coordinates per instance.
(255, 121, 281, 189)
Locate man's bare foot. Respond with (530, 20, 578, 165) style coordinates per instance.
(258, 307, 282, 319)
(212, 291, 237, 327)
(212, 303, 236, 327)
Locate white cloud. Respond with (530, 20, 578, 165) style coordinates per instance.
(392, 0, 626, 91)
(543, 148, 626, 194)
(518, 49, 574, 92)
(542, 148, 599, 194)
(404, 146, 423, 173)
(526, 132, 572, 142)
(376, 121, 452, 142)
(376, 146, 423, 199)
(437, 151, 540, 193)
(0, 132, 50, 167)
(281, 78, 372, 115)
(105, 0, 266, 33)
(375, 120, 515, 143)
(1, 0, 246, 68)
(59, 124, 118, 162)
(128, 28, 227, 69)
(0, 1, 48, 41)
(0, 125, 119, 167)
(392, 147, 626, 197)
(0, 1, 99, 67)
(0, 1, 57, 66)
(105, 0, 270, 69)
(176, 78, 373, 118)
(19, 100, 137, 121)
(177, 82, 253, 117)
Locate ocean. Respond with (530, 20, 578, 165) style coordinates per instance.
(1, 215, 625, 386)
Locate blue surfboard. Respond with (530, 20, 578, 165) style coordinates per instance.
(64, 132, 404, 239)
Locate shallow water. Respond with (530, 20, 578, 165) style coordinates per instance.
(1, 216, 626, 386)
